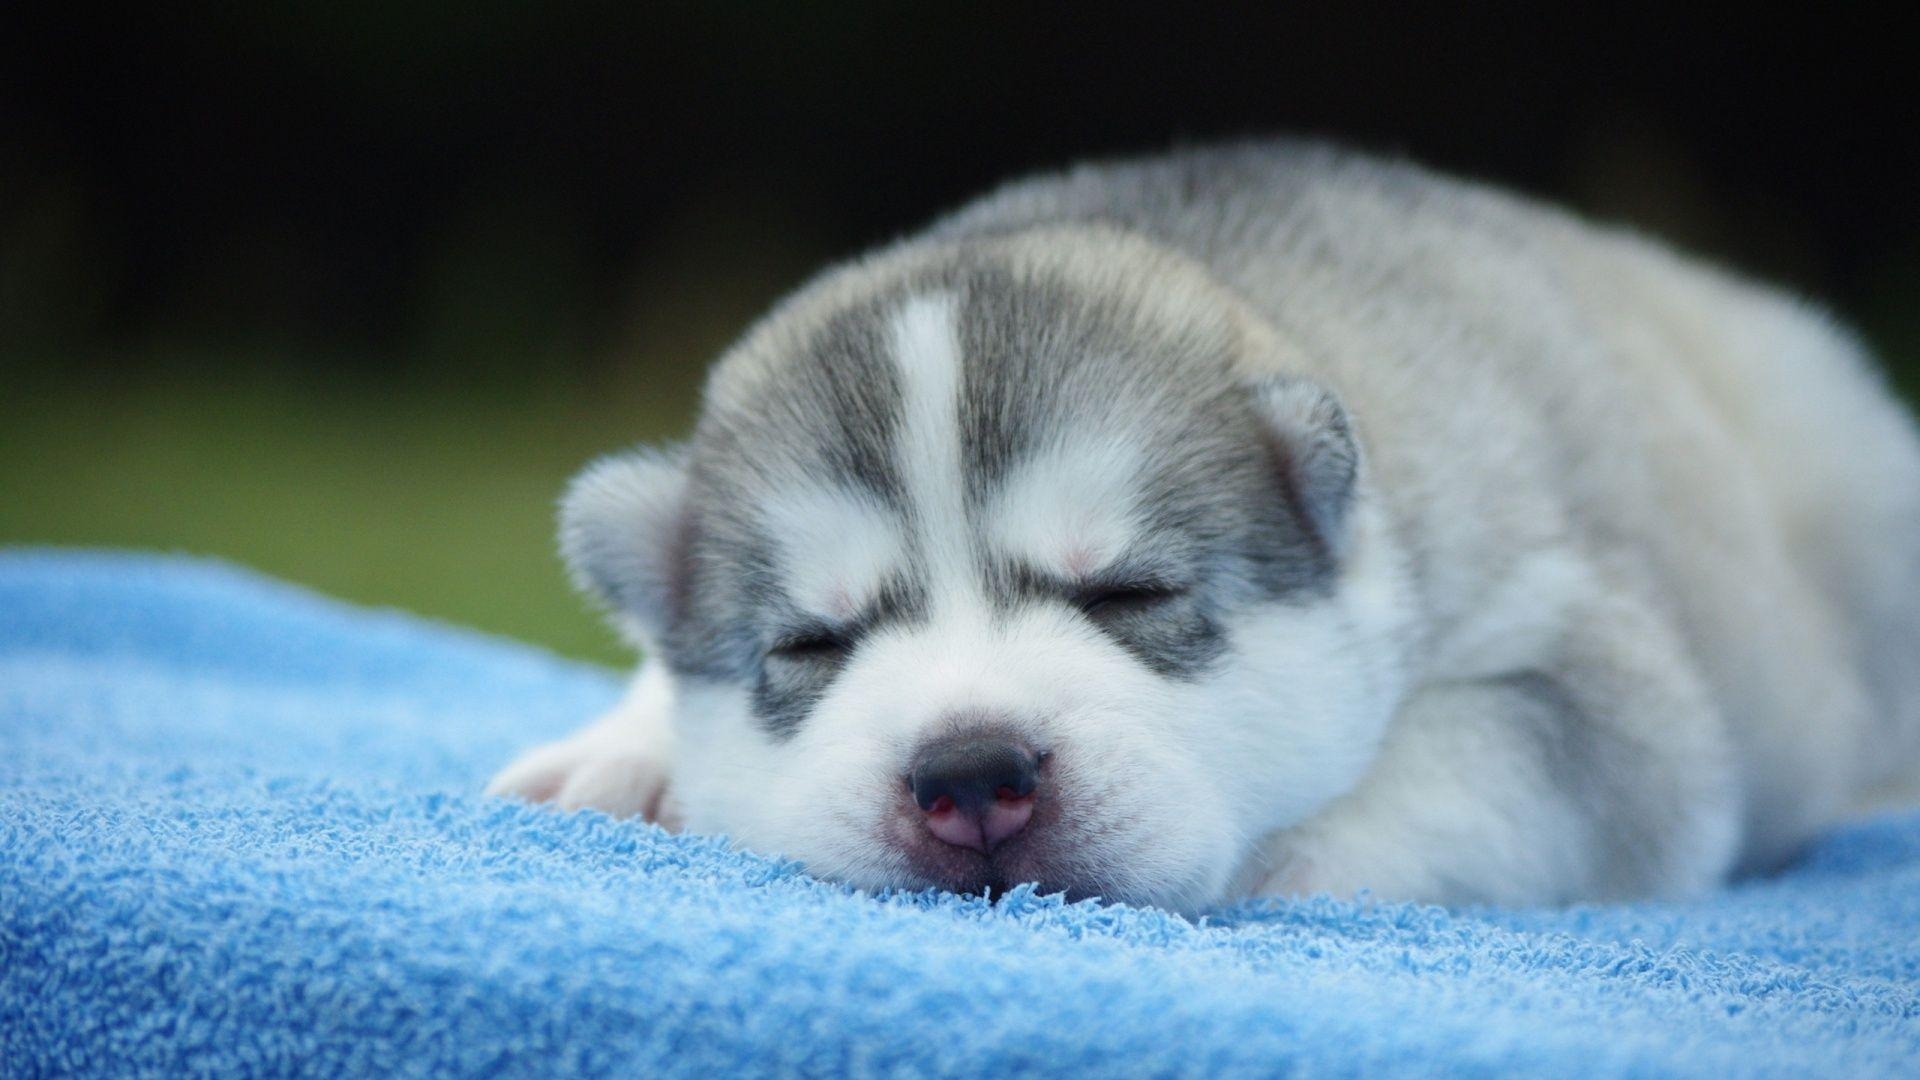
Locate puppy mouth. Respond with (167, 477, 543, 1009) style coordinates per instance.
(882, 781, 1102, 901)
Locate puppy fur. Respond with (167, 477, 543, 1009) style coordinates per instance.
(487, 142, 1920, 910)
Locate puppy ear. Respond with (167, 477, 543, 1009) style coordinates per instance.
(1245, 376, 1362, 558)
(558, 445, 692, 648)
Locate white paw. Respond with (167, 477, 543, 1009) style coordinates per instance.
(1248, 840, 1427, 902)
(1249, 848, 1364, 901)
(485, 727, 681, 829)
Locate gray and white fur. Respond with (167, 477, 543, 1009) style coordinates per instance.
(488, 142, 1920, 911)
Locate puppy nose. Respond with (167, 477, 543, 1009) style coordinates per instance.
(908, 736, 1040, 853)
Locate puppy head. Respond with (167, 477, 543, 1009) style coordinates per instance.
(563, 230, 1413, 910)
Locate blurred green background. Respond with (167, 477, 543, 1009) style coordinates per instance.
(3, 6, 1915, 666)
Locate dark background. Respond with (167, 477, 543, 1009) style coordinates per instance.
(3, 4, 1915, 662)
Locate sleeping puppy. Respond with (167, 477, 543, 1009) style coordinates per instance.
(488, 142, 1920, 911)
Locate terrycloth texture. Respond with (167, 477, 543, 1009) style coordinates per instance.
(2, 551, 1917, 1077)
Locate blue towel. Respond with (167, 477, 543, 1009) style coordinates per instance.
(2, 550, 1916, 1077)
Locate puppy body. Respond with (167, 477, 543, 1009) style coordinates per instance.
(489, 143, 1920, 909)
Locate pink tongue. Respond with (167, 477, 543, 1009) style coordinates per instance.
(982, 798, 1034, 848)
(926, 797, 1034, 853)
(925, 808, 984, 850)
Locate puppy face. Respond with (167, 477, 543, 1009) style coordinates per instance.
(565, 234, 1411, 910)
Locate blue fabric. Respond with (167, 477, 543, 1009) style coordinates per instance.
(3, 550, 1917, 1077)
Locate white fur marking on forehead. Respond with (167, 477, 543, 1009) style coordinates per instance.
(762, 485, 905, 622)
(889, 294, 974, 596)
(990, 434, 1146, 579)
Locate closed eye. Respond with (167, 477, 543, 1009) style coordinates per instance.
(769, 631, 852, 663)
(1077, 583, 1185, 620)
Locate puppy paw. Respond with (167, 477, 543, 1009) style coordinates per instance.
(1249, 843, 1429, 903)
(485, 728, 681, 828)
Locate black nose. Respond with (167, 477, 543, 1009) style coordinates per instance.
(908, 736, 1040, 816)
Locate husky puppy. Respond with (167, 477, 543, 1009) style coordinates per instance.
(488, 143, 1920, 910)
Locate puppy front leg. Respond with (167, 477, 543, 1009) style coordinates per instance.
(485, 659, 681, 827)
(1253, 597, 1741, 906)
